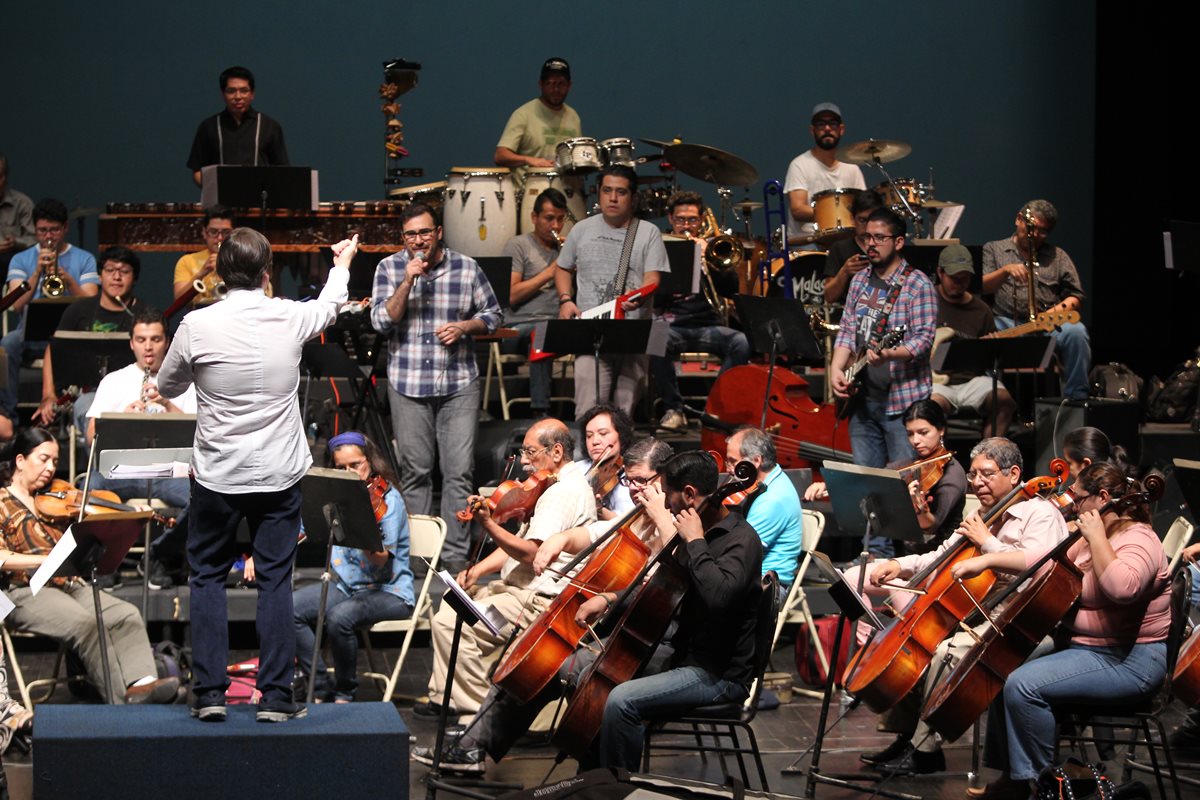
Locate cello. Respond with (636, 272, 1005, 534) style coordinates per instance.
(700, 365, 853, 471)
(840, 460, 1070, 714)
(551, 460, 757, 758)
(920, 473, 1166, 741)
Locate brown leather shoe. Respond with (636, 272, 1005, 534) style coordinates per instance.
(124, 676, 181, 705)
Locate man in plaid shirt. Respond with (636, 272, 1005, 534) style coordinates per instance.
(831, 208, 936, 555)
(371, 203, 501, 566)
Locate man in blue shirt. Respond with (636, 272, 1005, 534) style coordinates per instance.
(725, 426, 803, 593)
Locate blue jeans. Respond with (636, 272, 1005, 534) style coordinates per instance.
(387, 379, 480, 563)
(598, 665, 748, 770)
(188, 478, 303, 705)
(995, 316, 1091, 400)
(650, 323, 750, 411)
(0, 330, 44, 417)
(501, 322, 552, 411)
(998, 641, 1167, 780)
(1190, 564, 1200, 608)
(293, 582, 412, 701)
(848, 397, 913, 557)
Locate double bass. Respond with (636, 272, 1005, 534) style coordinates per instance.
(551, 460, 757, 758)
(841, 461, 1070, 714)
(920, 473, 1166, 741)
(700, 365, 852, 471)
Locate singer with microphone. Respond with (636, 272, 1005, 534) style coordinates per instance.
(370, 203, 501, 574)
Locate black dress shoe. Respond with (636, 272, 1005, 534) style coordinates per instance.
(413, 699, 459, 720)
(873, 746, 946, 776)
(859, 735, 912, 766)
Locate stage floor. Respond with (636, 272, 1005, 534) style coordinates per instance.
(5, 620, 1190, 800)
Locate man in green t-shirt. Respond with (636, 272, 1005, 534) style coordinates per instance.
(494, 57, 582, 179)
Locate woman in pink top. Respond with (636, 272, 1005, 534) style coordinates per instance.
(952, 462, 1170, 799)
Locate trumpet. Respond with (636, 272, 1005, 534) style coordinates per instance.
(41, 238, 66, 297)
(692, 208, 743, 326)
(551, 228, 564, 247)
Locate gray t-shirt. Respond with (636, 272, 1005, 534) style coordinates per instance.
(502, 233, 558, 325)
(557, 215, 669, 320)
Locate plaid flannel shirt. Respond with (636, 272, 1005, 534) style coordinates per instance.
(834, 260, 936, 416)
(370, 248, 501, 398)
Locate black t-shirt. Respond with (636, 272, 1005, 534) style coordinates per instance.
(56, 296, 138, 334)
(935, 293, 995, 384)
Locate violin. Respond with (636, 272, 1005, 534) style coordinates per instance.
(921, 472, 1166, 742)
(586, 452, 623, 502)
(841, 460, 1071, 714)
(367, 474, 389, 523)
(895, 448, 955, 512)
(700, 365, 853, 472)
(454, 469, 557, 525)
(35, 479, 175, 526)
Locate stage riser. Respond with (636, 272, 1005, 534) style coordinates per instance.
(33, 704, 408, 800)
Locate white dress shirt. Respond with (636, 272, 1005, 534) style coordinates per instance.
(158, 268, 348, 493)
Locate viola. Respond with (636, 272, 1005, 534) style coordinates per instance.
(841, 460, 1070, 714)
(700, 365, 853, 472)
(551, 460, 758, 758)
(454, 469, 557, 525)
(35, 478, 174, 526)
(920, 473, 1166, 742)
(367, 474, 389, 523)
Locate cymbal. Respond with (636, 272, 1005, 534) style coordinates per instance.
(663, 143, 758, 187)
(639, 137, 678, 149)
(733, 201, 764, 212)
(921, 199, 961, 209)
(839, 138, 912, 165)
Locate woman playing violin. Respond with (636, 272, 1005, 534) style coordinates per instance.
(0, 428, 179, 704)
(952, 463, 1170, 799)
(577, 404, 635, 520)
(292, 431, 414, 703)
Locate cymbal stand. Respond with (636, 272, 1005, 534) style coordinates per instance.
(714, 185, 733, 231)
(870, 156, 924, 238)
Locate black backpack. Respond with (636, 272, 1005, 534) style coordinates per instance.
(1146, 350, 1200, 423)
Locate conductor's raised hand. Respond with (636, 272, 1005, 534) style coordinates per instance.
(331, 234, 360, 269)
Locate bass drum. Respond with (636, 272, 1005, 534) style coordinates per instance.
(519, 169, 587, 237)
(443, 167, 517, 257)
(812, 188, 860, 244)
(766, 250, 829, 304)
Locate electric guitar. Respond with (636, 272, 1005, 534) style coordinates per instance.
(834, 325, 907, 419)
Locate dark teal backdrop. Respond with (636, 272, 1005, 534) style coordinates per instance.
(4, 1, 1095, 313)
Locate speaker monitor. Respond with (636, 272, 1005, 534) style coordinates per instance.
(1032, 398, 1141, 474)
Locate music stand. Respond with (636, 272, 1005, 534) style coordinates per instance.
(658, 239, 702, 298)
(49, 332, 134, 387)
(932, 335, 1055, 435)
(25, 298, 76, 343)
(298, 467, 383, 703)
(29, 512, 151, 703)
(534, 319, 667, 402)
(735, 295, 824, 429)
(200, 165, 318, 215)
(301, 342, 399, 480)
(94, 413, 197, 617)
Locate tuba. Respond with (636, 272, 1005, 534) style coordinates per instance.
(696, 208, 742, 326)
(41, 238, 66, 297)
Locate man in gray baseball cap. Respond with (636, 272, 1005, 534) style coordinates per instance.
(930, 244, 1015, 437)
(782, 102, 867, 245)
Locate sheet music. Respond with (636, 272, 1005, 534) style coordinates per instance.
(437, 570, 509, 635)
(107, 461, 190, 479)
(0, 590, 14, 622)
(30, 528, 78, 595)
(932, 204, 964, 240)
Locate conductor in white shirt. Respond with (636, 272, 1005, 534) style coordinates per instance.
(158, 228, 357, 722)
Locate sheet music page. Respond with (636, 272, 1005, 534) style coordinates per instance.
(30, 528, 78, 595)
(932, 204, 965, 240)
(0, 590, 14, 621)
(437, 570, 509, 635)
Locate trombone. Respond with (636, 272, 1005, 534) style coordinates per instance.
(690, 208, 743, 326)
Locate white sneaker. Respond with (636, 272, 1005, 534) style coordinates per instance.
(658, 409, 687, 431)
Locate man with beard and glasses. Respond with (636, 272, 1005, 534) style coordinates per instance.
(784, 102, 867, 246)
(830, 208, 936, 557)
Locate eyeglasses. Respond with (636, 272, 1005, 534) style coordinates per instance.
(204, 227, 232, 238)
(813, 119, 841, 130)
(402, 227, 438, 241)
(35, 225, 65, 236)
(519, 446, 548, 458)
(621, 474, 653, 489)
(860, 233, 897, 244)
(223, 87, 252, 96)
(101, 266, 134, 277)
(966, 468, 1002, 483)
(672, 216, 701, 226)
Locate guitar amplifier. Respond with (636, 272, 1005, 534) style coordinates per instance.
(1032, 398, 1141, 473)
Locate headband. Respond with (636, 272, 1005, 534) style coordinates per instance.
(328, 431, 368, 453)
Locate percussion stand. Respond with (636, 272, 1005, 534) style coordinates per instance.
(869, 156, 924, 239)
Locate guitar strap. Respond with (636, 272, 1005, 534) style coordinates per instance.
(612, 217, 640, 298)
(867, 261, 913, 347)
